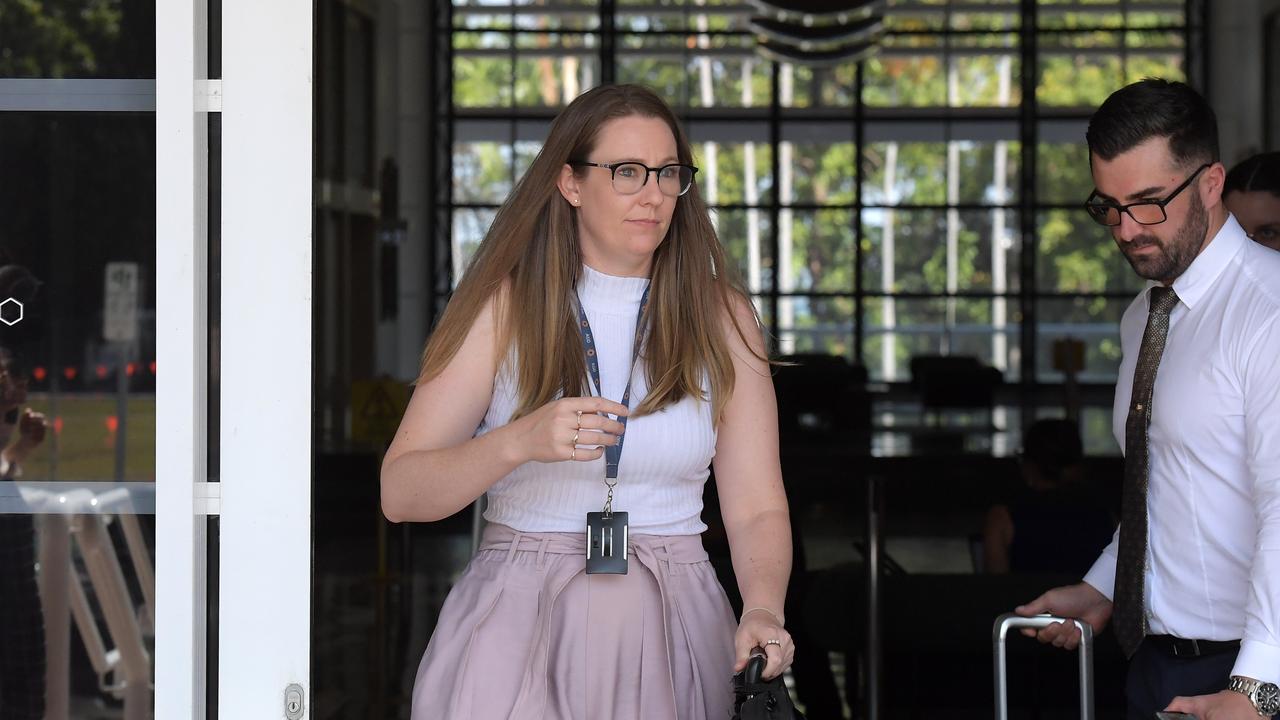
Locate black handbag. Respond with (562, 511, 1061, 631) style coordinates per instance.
(731, 649, 807, 720)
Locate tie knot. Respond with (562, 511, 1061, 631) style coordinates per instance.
(1149, 286, 1179, 316)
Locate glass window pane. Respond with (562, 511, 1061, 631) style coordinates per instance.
(1036, 297, 1129, 383)
(452, 141, 513, 204)
(1036, 210, 1146, 293)
(951, 10, 1021, 32)
(1124, 52, 1185, 84)
(690, 141, 774, 207)
(861, 209, 945, 293)
(0, 109, 158, 714)
(952, 51, 1022, 107)
(713, 209, 773, 294)
(783, 210, 855, 293)
(787, 140, 856, 205)
(617, 50, 690, 107)
(514, 54, 599, 107)
(862, 297, 1019, 382)
(686, 54, 773, 108)
(861, 209, 1020, 293)
(777, 296, 855, 361)
(514, 12, 600, 33)
(1037, 140, 1093, 204)
(0, 0, 156, 79)
(862, 142, 947, 206)
(786, 63, 856, 109)
(863, 141, 1021, 207)
(864, 37, 946, 107)
(453, 56, 512, 107)
(452, 208, 497, 284)
(1038, 31, 1127, 107)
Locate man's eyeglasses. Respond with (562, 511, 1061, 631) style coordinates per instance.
(569, 160, 698, 197)
(1083, 163, 1211, 227)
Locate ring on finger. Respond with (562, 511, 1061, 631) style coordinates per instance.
(570, 448, 576, 461)
(575, 410, 583, 428)
(765, 639, 781, 647)
(573, 430, 580, 445)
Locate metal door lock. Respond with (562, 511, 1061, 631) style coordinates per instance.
(284, 683, 305, 719)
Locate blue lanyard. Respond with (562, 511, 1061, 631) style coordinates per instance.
(573, 284, 650, 481)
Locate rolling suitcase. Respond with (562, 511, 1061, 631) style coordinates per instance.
(992, 613, 1095, 720)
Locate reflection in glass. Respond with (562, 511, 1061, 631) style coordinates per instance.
(0, 109, 157, 715)
(0, 0, 156, 80)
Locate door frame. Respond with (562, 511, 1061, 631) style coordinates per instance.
(156, 0, 314, 717)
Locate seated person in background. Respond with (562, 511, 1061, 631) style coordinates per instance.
(983, 419, 1115, 575)
(1223, 151, 1280, 250)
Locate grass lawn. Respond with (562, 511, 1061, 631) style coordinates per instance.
(19, 392, 156, 481)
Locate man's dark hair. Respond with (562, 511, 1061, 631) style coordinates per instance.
(1225, 152, 1280, 197)
(1085, 78, 1219, 168)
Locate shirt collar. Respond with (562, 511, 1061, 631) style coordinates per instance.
(1154, 213, 1247, 311)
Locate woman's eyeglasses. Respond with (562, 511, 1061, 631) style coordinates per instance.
(570, 160, 698, 197)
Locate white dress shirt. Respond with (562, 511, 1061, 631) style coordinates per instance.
(1084, 215, 1280, 683)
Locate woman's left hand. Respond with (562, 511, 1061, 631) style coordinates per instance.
(732, 610, 794, 680)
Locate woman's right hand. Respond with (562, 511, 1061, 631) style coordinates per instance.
(506, 396, 630, 465)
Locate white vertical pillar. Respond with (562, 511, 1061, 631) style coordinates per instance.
(743, 61, 761, 297)
(156, 0, 209, 715)
(220, 0, 313, 716)
(778, 63, 795, 353)
(881, 143, 898, 380)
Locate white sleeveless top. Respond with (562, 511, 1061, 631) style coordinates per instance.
(478, 264, 717, 535)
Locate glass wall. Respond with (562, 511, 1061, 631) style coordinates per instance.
(0, 0, 158, 716)
(443, 0, 1190, 387)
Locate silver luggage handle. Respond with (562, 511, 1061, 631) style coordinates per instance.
(993, 613, 1094, 720)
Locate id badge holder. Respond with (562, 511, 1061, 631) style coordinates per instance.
(585, 511, 628, 574)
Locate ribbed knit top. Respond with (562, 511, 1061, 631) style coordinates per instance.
(478, 264, 716, 535)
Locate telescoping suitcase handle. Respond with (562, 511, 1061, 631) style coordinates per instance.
(992, 613, 1094, 720)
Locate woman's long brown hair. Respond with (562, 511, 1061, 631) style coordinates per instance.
(417, 84, 762, 424)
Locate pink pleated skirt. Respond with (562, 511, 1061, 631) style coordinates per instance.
(410, 522, 738, 720)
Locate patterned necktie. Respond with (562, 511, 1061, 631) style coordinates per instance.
(1112, 285, 1180, 658)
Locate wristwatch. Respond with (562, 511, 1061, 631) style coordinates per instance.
(1228, 676, 1280, 717)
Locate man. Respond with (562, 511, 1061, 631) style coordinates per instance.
(1016, 79, 1280, 720)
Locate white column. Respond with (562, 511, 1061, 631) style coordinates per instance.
(945, 61, 960, 355)
(220, 0, 313, 716)
(155, 0, 209, 715)
(778, 63, 795, 353)
(881, 143, 898, 380)
(743, 61, 761, 296)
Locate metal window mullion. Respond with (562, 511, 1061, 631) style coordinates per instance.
(1019, 0, 1039, 425)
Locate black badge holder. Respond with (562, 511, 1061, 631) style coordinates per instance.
(575, 285, 648, 576)
(585, 510, 628, 574)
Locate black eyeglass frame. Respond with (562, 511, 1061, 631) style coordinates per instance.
(1083, 162, 1212, 227)
(569, 160, 699, 197)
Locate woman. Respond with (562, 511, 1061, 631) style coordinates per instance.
(1224, 151, 1280, 250)
(380, 84, 795, 720)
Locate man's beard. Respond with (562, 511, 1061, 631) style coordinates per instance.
(1119, 192, 1209, 283)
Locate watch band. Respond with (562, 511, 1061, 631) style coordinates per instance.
(1229, 675, 1280, 717)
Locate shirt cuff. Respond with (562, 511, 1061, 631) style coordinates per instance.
(1083, 553, 1117, 602)
(1232, 639, 1280, 685)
